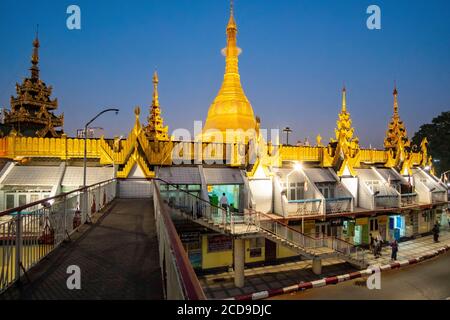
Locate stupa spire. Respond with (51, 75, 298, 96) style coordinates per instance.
(152, 70, 159, 107)
(145, 70, 169, 141)
(393, 83, 399, 117)
(30, 25, 40, 80)
(201, 0, 257, 141)
(384, 84, 410, 150)
(341, 86, 347, 113)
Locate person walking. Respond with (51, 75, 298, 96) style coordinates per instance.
(373, 237, 379, 258)
(376, 234, 383, 257)
(432, 223, 440, 243)
(390, 239, 398, 261)
(369, 233, 374, 253)
(219, 193, 229, 217)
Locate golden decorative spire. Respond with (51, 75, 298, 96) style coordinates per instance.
(341, 85, 347, 112)
(202, 0, 257, 142)
(31, 26, 40, 80)
(334, 86, 354, 141)
(152, 70, 159, 107)
(145, 70, 169, 141)
(384, 85, 410, 150)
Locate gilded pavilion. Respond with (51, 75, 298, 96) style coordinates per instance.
(0, 2, 447, 275)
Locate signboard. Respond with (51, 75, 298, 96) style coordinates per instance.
(329, 219, 343, 227)
(180, 232, 200, 244)
(378, 215, 388, 224)
(356, 217, 368, 225)
(207, 235, 232, 252)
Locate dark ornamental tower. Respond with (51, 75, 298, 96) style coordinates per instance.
(3, 33, 64, 137)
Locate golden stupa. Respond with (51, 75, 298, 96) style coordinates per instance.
(201, 2, 257, 142)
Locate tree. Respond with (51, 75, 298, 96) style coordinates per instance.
(412, 111, 450, 176)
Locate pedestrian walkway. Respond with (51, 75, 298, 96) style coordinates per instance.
(1, 199, 163, 300)
(199, 258, 356, 299)
(364, 230, 450, 267)
(200, 230, 450, 300)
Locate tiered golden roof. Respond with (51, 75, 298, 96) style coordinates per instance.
(144, 71, 169, 141)
(327, 87, 361, 176)
(201, 2, 257, 142)
(384, 87, 410, 151)
(4, 34, 64, 138)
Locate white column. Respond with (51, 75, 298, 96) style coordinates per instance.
(234, 238, 245, 288)
(312, 257, 322, 275)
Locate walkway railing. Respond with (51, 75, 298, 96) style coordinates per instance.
(152, 180, 206, 300)
(156, 179, 251, 235)
(400, 193, 418, 206)
(325, 197, 352, 214)
(375, 194, 400, 209)
(254, 211, 365, 264)
(432, 190, 447, 204)
(286, 199, 322, 217)
(0, 179, 117, 294)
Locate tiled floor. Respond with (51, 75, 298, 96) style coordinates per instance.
(199, 258, 355, 299)
(199, 230, 450, 299)
(364, 230, 450, 267)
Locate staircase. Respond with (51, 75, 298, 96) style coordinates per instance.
(156, 179, 367, 269)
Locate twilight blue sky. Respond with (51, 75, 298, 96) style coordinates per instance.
(0, 0, 449, 147)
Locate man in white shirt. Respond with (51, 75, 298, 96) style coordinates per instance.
(219, 193, 228, 215)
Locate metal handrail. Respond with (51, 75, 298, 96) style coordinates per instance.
(152, 181, 206, 300)
(287, 198, 322, 204)
(0, 178, 116, 217)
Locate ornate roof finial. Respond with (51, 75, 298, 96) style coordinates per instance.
(31, 25, 40, 80)
(152, 70, 159, 107)
(393, 81, 398, 116)
(227, 0, 237, 32)
(341, 85, 347, 113)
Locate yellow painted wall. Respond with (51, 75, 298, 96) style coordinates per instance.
(201, 235, 232, 270)
(276, 244, 297, 259)
(245, 239, 265, 263)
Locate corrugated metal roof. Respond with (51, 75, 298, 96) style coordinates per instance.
(303, 168, 336, 183)
(355, 168, 381, 181)
(412, 169, 445, 191)
(272, 168, 306, 183)
(62, 167, 114, 187)
(203, 168, 244, 185)
(158, 166, 202, 184)
(376, 168, 402, 182)
(2, 166, 61, 186)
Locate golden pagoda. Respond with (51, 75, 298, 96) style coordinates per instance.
(3, 33, 64, 138)
(329, 87, 360, 176)
(144, 71, 169, 141)
(384, 86, 410, 151)
(201, 1, 257, 142)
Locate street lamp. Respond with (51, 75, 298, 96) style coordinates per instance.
(83, 108, 119, 189)
(283, 127, 292, 146)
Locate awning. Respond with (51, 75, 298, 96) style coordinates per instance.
(2, 166, 60, 187)
(203, 167, 244, 185)
(158, 166, 202, 185)
(62, 166, 114, 187)
(355, 168, 382, 181)
(303, 168, 336, 183)
(376, 168, 402, 182)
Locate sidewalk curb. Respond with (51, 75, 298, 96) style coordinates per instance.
(226, 245, 450, 301)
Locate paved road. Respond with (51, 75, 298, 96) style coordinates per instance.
(271, 251, 450, 300)
(1, 199, 163, 300)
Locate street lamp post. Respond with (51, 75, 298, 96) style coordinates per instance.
(83, 108, 119, 222)
(83, 108, 119, 188)
(283, 127, 292, 146)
